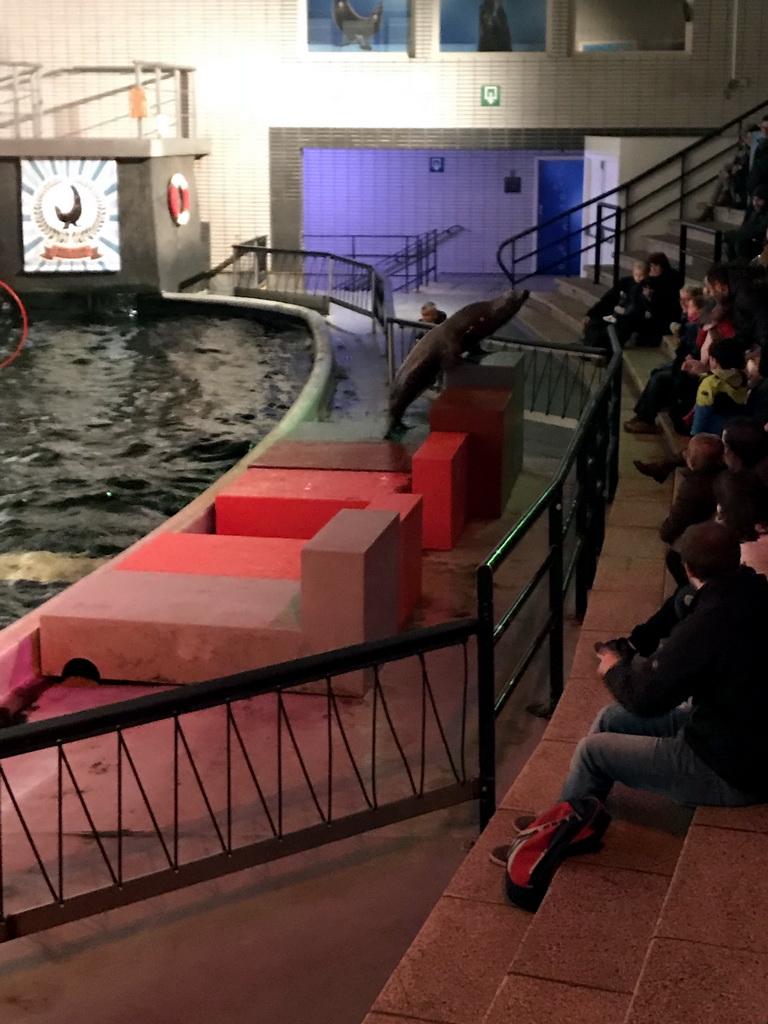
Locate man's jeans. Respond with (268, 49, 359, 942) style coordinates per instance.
(560, 703, 762, 807)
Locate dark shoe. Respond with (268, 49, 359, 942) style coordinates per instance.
(488, 814, 537, 865)
(594, 637, 636, 660)
(634, 459, 670, 483)
(624, 417, 661, 435)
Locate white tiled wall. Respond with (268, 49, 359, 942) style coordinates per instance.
(7, 0, 768, 261)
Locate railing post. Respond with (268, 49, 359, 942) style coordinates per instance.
(476, 566, 496, 830)
(679, 152, 686, 220)
(386, 320, 396, 383)
(134, 64, 143, 138)
(574, 445, 592, 622)
(548, 485, 565, 710)
(612, 207, 622, 287)
(607, 351, 622, 502)
(679, 223, 687, 278)
(714, 230, 723, 264)
(594, 205, 603, 285)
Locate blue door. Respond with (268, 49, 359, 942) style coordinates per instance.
(536, 159, 584, 276)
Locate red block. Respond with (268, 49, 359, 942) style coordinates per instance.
(411, 433, 468, 550)
(116, 533, 304, 579)
(215, 468, 411, 539)
(367, 493, 423, 627)
(429, 387, 516, 519)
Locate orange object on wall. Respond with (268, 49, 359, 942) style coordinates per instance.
(411, 432, 469, 550)
(129, 86, 147, 119)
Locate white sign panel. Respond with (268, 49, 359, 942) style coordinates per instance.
(21, 158, 121, 273)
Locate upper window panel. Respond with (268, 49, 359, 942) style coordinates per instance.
(574, 0, 690, 53)
(440, 0, 547, 53)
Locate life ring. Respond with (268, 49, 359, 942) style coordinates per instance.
(168, 173, 191, 226)
(0, 280, 29, 370)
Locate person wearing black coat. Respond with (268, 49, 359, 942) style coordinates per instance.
(747, 116, 768, 196)
(581, 261, 649, 351)
(559, 522, 768, 807)
(724, 187, 768, 261)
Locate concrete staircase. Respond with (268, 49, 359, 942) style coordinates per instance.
(363, 383, 768, 1024)
(516, 204, 744, 347)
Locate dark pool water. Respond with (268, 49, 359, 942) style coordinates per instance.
(0, 307, 313, 626)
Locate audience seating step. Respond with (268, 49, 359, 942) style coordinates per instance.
(514, 304, 577, 347)
(525, 292, 587, 333)
(250, 439, 416, 474)
(116, 533, 304, 579)
(215, 467, 411, 539)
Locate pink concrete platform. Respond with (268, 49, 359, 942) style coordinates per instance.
(115, 533, 304, 580)
(429, 387, 518, 519)
(367, 493, 423, 627)
(411, 432, 469, 550)
(215, 468, 411, 539)
(40, 570, 303, 685)
(250, 440, 416, 474)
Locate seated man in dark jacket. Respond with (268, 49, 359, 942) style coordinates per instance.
(724, 186, 768, 261)
(581, 261, 649, 351)
(560, 522, 768, 808)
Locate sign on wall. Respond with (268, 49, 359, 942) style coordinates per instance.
(440, 0, 546, 52)
(307, 0, 410, 53)
(20, 159, 121, 273)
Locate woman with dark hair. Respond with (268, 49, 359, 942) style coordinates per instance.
(637, 252, 685, 347)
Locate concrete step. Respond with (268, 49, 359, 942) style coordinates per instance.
(556, 275, 606, 307)
(525, 290, 586, 334)
(516, 302, 581, 347)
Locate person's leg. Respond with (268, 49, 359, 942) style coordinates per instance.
(590, 701, 690, 739)
(560, 730, 762, 807)
(634, 367, 676, 424)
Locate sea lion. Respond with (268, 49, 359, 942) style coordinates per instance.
(386, 290, 529, 437)
(333, 0, 384, 50)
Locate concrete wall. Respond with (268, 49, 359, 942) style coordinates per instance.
(5, 0, 767, 262)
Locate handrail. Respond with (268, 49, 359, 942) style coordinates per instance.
(498, 96, 768, 286)
(477, 325, 622, 715)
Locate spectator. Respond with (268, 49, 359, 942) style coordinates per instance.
(715, 417, 768, 541)
(723, 186, 768, 261)
(690, 335, 748, 436)
(659, 432, 724, 546)
(581, 261, 649, 351)
(624, 290, 706, 435)
(634, 252, 684, 347)
(698, 128, 753, 220)
(746, 346, 768, 426)
(418, 301, 447, 327)
(487, 520, 768, 851)
(747, 115, 768, 197)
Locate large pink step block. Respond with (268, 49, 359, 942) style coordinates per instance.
(411, 432, 469, 550)
(116, 533, 304, 580)
(301, 508, 400, 696)
(40, 570, 303, 685)
(367, 493, 423, 627)
(215, 468, 411, 539)
(429, 387, 519, 519)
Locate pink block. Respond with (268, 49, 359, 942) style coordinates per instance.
(40, 570, 303, 684)
(367, 493, 423, 627)
(215, 468, 411, 539)
(411, 432, 469, 550)
(301, 509, 400, 696)
(116, 533, 304, 580)
(430, 387, 517, 519)
(0, 635, 38, 701)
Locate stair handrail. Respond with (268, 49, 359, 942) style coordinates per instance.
(498, 96, 768, 284)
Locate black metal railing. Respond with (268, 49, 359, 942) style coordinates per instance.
(386, 315, 607, 421)
(231, 241, 390, 332)
(0, 619, 490, 942)
(678, 221, 724, 278)
(477, 326, 622, 717)
(498, 97, 768, 289)
(303, 227, 464, 293)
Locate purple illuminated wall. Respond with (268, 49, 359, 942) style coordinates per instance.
(303, 148, 583, 275)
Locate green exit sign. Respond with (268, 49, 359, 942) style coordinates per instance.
(481, 85, 501, 106)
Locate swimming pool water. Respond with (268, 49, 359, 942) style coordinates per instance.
(0, 307, 313, 626)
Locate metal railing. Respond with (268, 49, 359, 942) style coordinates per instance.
(498, 97, 768, 289)
(386, 315, 607, 421)
(303, 227, 464, 293)
(231, 241, 390, 331)
(477, 327, 622, 717)
(0, 620, 489, 941)
(0, 62, 42, 138)
(0, 61, 196, 139)
(678, 221, 724, 278)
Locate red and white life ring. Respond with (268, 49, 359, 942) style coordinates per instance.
(168, 172, 191, 226)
